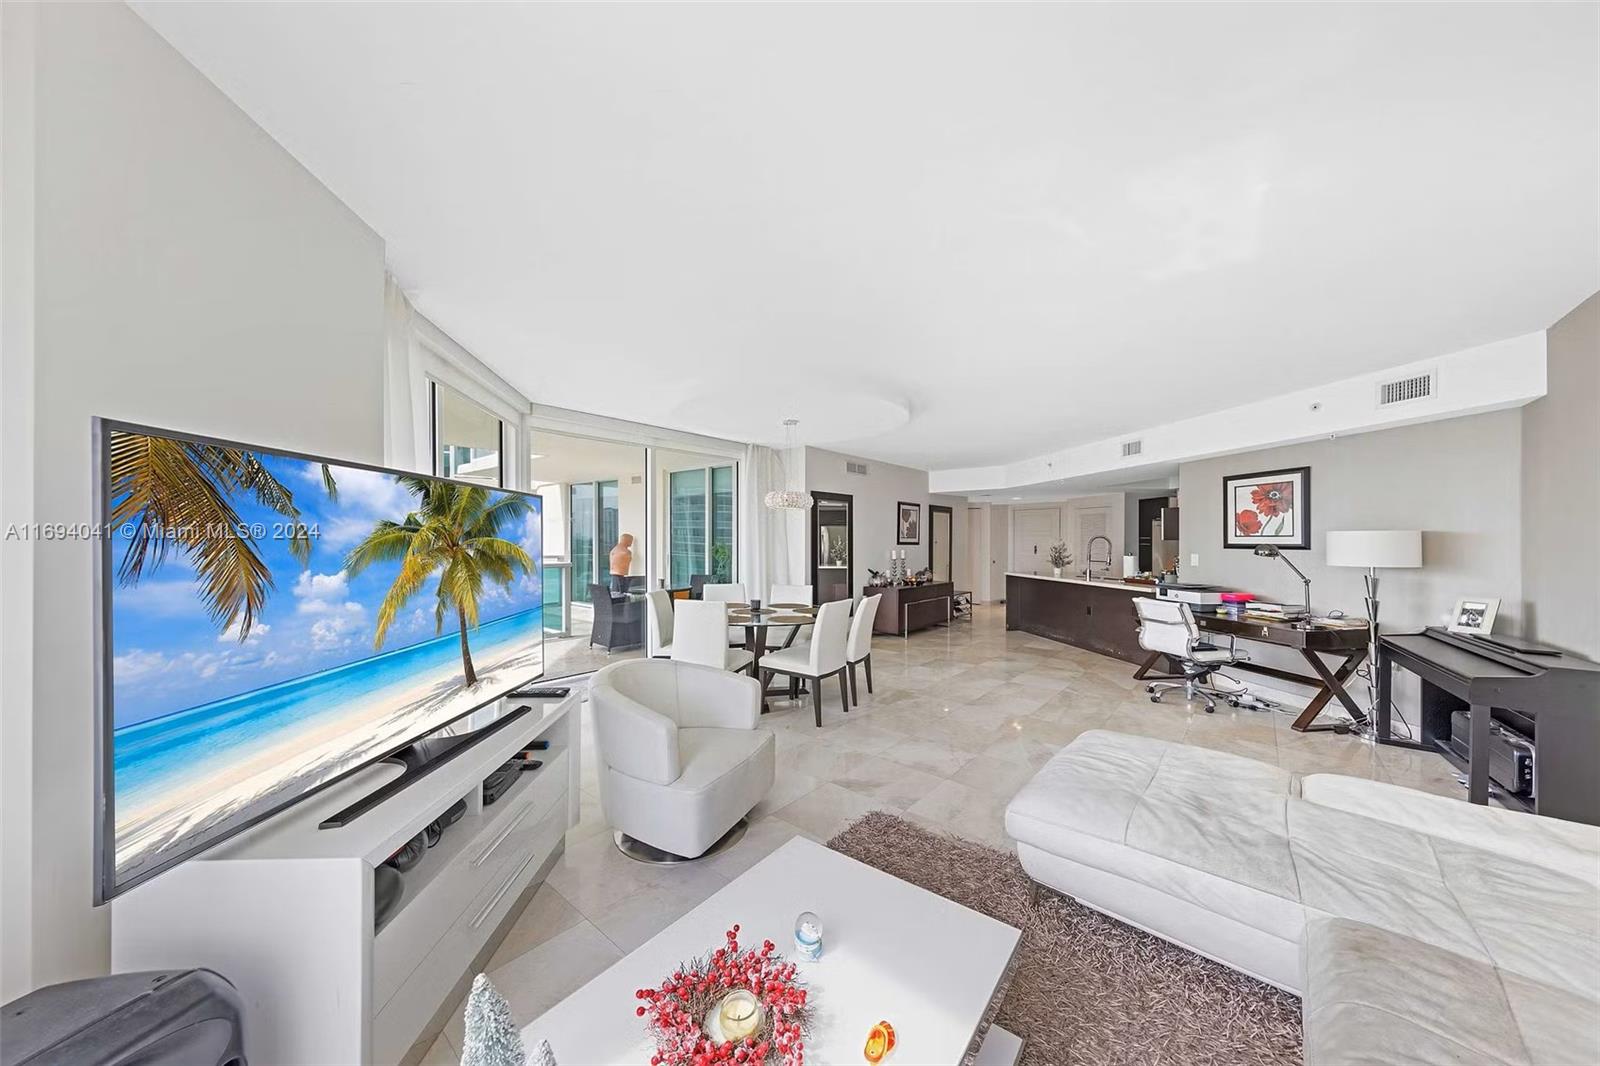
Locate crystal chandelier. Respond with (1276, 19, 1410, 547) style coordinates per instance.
(764, 419, 813, 511)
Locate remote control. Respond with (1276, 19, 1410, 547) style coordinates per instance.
(525, 740, 550, 751)
(510, 686, 570, 699)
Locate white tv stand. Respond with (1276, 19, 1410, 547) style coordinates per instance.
(112, 690, 581, 1065)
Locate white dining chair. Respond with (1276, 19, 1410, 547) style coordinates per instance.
(767, 583, 813, 649)
(770, 584, 812, 606)
(701, 583, 748, 646)
(671, 601, 755, 675)
(758, 599, 851, 727)
(646, 588, 674, 659)
(846, 593, 882, 706)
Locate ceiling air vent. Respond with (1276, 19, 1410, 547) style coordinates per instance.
(846, 461, 869, 476)
(1377, 371, 1435, 407)
(1121, 439, 1143, 458)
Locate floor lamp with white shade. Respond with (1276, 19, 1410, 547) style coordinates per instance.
(1326, 530, 1423, 733)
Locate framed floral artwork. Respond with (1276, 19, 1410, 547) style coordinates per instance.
(1223, 466, 1310, 550)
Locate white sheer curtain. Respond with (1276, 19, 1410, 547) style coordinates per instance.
(740, 444, 807, 601)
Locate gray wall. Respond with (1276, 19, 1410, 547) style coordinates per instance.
(1179, 410, 1524, 633)
(2, 2, 385, 994)
(805, 448, 966, 597)
(1178, 410, 1525, 711)
(1522, 292, 1600, 659)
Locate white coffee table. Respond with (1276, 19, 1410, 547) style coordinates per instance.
(524, 837, 1022, 1064)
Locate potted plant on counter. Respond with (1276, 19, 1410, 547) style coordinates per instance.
(1048, 542, 1072, 579)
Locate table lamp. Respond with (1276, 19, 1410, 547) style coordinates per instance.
(1326, 530, 1423, 728)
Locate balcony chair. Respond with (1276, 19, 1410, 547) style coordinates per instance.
(588, 583, 642, 653)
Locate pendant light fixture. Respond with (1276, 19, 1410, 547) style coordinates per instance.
(763, 418, 814, 511)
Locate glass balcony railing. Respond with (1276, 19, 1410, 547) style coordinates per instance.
(541, 560, 573, 636)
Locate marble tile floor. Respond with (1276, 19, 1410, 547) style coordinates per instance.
(419, 603, 1466, 1062)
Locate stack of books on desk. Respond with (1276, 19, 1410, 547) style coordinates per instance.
(1242, 602, 1308, 622)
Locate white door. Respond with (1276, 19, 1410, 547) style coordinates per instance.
(1073, 506, 1112, 576)
(1012, 507, 1060, 575)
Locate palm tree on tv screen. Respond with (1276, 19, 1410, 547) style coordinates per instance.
(345, 476, 533, 687)
(109, 431, 331, 640)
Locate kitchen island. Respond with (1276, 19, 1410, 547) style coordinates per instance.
(1005, 573, 1156, 664)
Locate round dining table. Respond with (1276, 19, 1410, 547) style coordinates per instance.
(722, 602, 816, 710)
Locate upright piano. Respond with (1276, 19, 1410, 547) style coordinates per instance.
(1378, 628, 1600, 824)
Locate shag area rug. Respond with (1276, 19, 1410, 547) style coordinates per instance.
(827, 812, 1302, 1066)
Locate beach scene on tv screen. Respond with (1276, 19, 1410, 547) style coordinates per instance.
(107, 429, 543, 885)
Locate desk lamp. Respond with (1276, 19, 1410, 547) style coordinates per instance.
(1326, 530, 1423, 726)
(1251, 545, 1311, 615)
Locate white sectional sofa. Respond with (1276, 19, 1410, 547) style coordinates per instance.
(1006, 729, 1600, 1065)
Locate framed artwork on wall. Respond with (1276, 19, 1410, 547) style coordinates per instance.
(897, 502, 921, 545)
(1223, 466, 1311, 550)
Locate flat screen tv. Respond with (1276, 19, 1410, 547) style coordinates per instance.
(93, 418, 544, 902)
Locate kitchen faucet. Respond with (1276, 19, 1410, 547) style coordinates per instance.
(1084, 535, 1113, 580)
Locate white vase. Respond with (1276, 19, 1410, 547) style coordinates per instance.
(1052, 567, 1062, 578)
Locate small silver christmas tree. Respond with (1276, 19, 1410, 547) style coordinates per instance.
(461, 974, 526, 1066)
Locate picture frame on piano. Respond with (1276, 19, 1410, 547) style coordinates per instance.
(1448, 596, 1500, 635)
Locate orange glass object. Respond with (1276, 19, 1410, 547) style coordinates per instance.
(863, 1020, 897, 1063)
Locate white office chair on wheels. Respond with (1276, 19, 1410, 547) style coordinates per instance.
(1133, 597, 1255, 713)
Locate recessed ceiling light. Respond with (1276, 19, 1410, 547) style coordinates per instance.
(1011, 496, 1023, 500)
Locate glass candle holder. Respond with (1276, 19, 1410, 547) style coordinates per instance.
(794, 911, 823, 960)
(717, 989, 762, 1042)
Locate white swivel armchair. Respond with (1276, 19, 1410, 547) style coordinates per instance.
(646, 588, 674, 659)
(590, 659, 774, 860)
(671, 601, 755, 674)
(758, 599, 851, 727)
(1134, 597, 1248, 713)
(845, 593, 882, 706)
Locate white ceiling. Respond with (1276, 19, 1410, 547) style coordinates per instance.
(132, 2, 1598, 470)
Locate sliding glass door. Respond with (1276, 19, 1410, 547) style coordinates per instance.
(529, 431, 646, 620)
(569, 482, 597, 604)
(661, 455, 737, 588)
(668, 469, 707, 588)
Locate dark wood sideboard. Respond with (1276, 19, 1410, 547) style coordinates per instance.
(871, 581, 955, 636)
